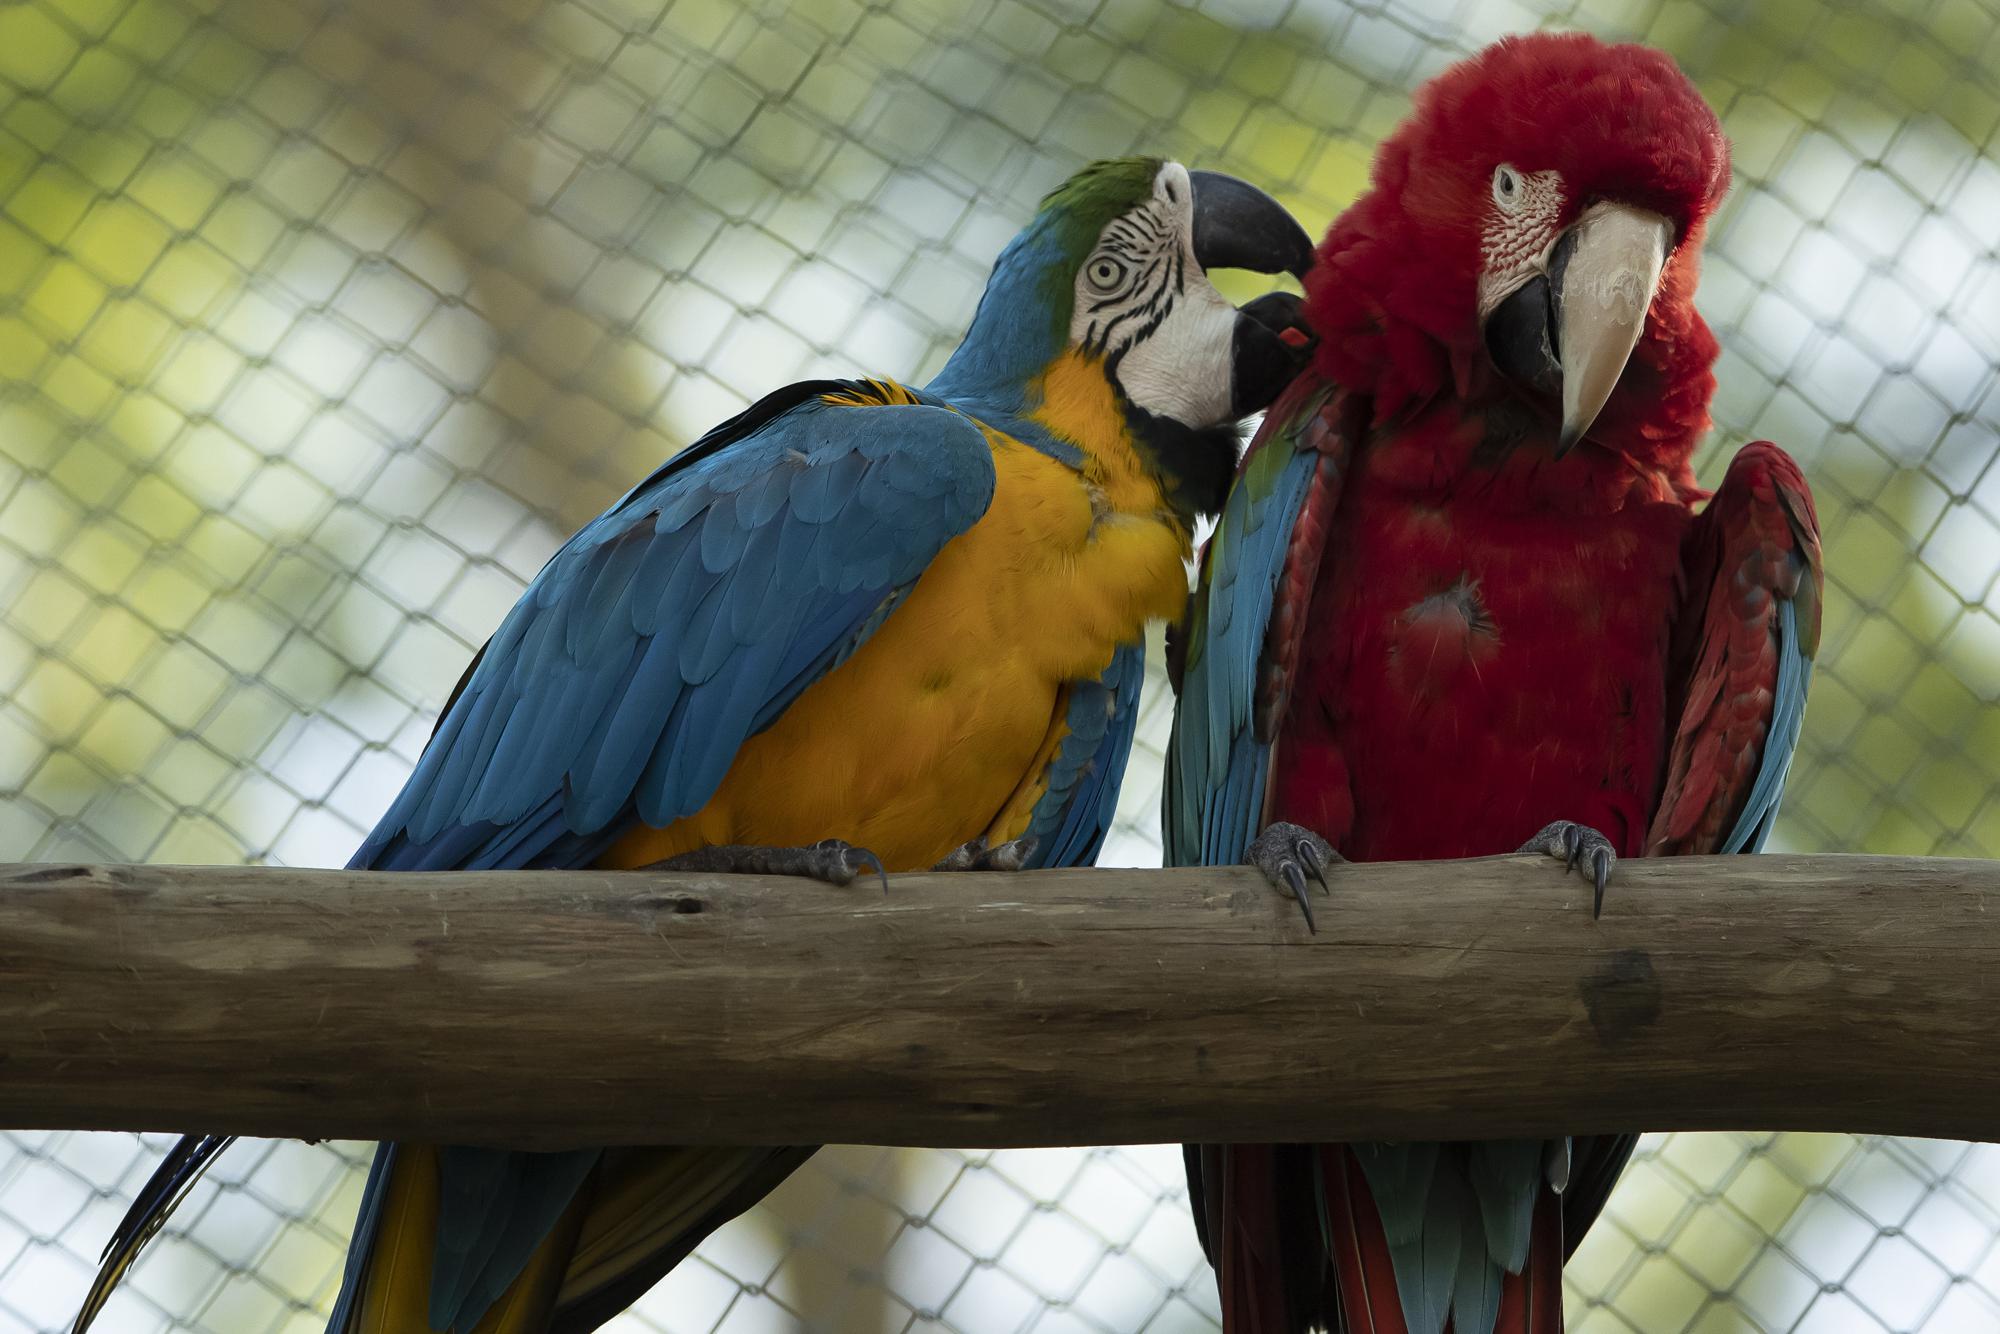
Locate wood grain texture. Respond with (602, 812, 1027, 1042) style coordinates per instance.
(0, 856, 1992, 1149)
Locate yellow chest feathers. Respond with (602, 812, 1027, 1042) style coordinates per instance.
(993, 349, 1196, 662)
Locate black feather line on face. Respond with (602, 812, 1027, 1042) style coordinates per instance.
(1096, 290, 1174, 362)
(1113, 387, 1239, 523)
(1093, 256, 1176, 358)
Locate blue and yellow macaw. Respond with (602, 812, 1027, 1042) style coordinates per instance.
(76, 156, 1314, 1334)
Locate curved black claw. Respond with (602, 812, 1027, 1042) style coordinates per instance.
(1519, 820, 1617, 918)
(815, 838, 891, 894)
(651, 840, 889, 893)
(931, 835, 1038, 873)
(1247, 822, 1341, 933)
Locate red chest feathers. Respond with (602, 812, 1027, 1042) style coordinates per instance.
(1273, 450, 1693, 863)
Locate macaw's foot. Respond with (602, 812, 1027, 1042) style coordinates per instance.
(1247, 822, 1338, 933)
(931, 835, 1038, 872)
(646, 839, 890, 893)
(1520, 819, 1617, 918)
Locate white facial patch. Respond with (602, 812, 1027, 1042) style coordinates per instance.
(1068, 161, 1240, 429)
(1475, 165, 1566, 321)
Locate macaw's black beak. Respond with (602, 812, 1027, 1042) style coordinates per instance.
(1484, 200, 1673, 456)
(1229, 290, 1315, 418)
(1485, 266, 1564, 401)
(1190, 170, 1316, 281)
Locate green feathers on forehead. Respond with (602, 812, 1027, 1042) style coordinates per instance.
(1038, 156, 1165, 251)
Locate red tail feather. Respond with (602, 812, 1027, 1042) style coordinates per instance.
(1219, 1146, 1293, 1334)
(1485, 1187, 1568, 1334)
(1319, 1147, 1407, 1334)
(1519, 1191, 1566, 1334)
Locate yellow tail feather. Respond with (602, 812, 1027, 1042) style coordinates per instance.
(341, 1146, 798, 1333)
(556, 1147, 777, 1314)
(347, 1145, 441, 1332)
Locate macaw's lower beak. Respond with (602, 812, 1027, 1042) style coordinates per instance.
(1229, 290, 1315, 418)
(1483, 201, 1674, 456)
(1189, 170, 1316, 281)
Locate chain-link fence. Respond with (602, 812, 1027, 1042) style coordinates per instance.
(1, 0, 1996, 1329)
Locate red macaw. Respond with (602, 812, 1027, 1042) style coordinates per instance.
(1166, 33, 1823, 1334)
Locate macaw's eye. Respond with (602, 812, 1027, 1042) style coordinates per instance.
(1492, 164, 1523, 212)
(1087, 257, 1127, 291)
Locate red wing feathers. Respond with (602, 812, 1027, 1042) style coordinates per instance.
(1648, 441, 1822, 855)
(1255, 388, 1366, 748)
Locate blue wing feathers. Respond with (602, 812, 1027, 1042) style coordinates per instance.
(573, 531, 646, 657)
(565, 647, 661, 833)
(631, 522, 704, 636)
(673, 631, 793, 812)
(654, 549, 722, 659)
(1022, 642, 1146, 870)
(678, 578, 739, 684)
(697, 494, 747, 573)
(1166, 440, 1319, 870)
(1721, 600, 1810, 855)
(431, 1147, 600, 1333)
(726, 524, 787, 642)
(786, 449, 863, 523)
(773, 500, 831, 584)
(732, 467, 792, 528)
(430, 1151, 512, 1326)
(400, 706, 472, 845)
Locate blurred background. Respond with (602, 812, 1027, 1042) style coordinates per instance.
(1, 0, 1996, 1329)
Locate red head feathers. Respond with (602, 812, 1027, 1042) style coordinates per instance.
(1305, 31, 1731, 478)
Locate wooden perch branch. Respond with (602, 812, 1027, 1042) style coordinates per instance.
(0, 855, 1993, 1149)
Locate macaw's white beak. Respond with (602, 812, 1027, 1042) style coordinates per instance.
(1554, 202, 1672, 454)
(1483, 200, 1674, 456)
